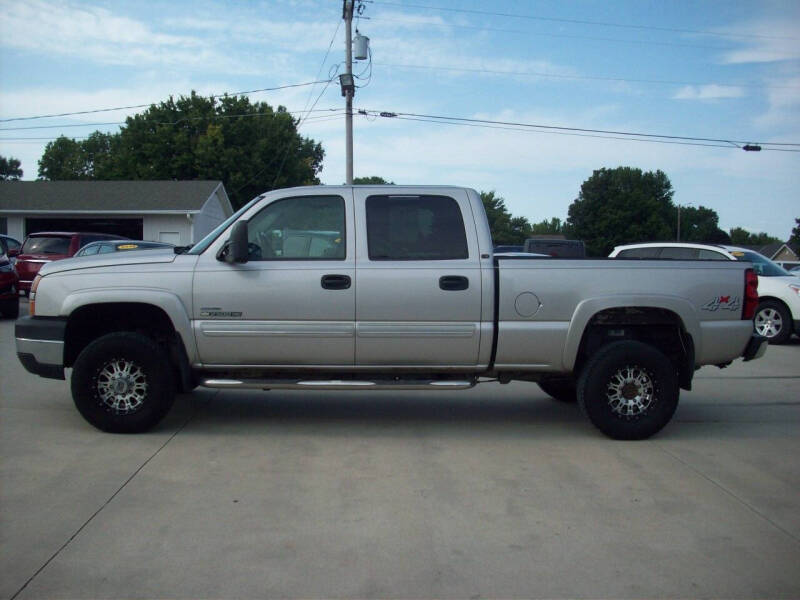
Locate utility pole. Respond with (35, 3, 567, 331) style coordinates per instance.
(343, 0, 354, 184)
(677, 205, 681, 241)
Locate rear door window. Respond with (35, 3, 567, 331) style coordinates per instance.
(698, 249, 729, 260)
(659, 247, 699, 259)
(617, 248, 661, 258)
(366, 195, 469, 260)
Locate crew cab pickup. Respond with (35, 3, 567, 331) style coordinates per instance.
(15, 186, 767, 439)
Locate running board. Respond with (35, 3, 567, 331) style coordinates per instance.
(200, 378, 476, 391)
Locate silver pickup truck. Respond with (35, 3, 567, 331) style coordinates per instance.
(15, 185, 766, 439)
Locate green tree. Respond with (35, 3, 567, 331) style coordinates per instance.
(530, 217, 567, 236)
(38, 92, 324, 209)
(729, 227, 781, 247)
(790, 218, 800, 245)
(567, 167, 675, 256)
(480, 190, 517, 244)
(0, 155, 23, 180)
(678, 205, 730, 243)
(353, 176, 394, 184)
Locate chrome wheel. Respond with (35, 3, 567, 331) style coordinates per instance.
(606, 365, 654, 417)
(96, 358, 148, 413)
(755, 308, 783, 339)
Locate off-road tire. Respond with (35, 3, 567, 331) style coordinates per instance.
(577, 340, 679, 440)
(538, 378, 577, 402)
(71, 332, 176, 433)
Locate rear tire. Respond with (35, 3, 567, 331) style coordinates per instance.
(577, 341, 679, 440)
(71, 332, 176, 433)
(754, 300, 792, 345)
(538, 378, 577, 402)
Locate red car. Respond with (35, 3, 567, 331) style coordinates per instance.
(0, 251, 18, 319)
(15, 232, 126, 295)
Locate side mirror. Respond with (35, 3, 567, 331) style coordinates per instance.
(224, 220, 250, 264)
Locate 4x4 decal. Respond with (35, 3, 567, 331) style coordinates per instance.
(702, 295, 741, 312)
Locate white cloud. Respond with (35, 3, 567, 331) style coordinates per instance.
(673, 85, 745, 101)
(0, 0, 267, 74)
(716, 19, 800, 64)
(755, 75, 800, 129)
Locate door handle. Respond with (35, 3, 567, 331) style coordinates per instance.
(439, 275, 469, 291)
(321, 274, 351, 290)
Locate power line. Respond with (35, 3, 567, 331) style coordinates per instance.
(368, 16, 738, 51)
(374, 62, 800, 90)
(0, 112, 346, 143)
(381, 115, 741, 149)
(0, 108, 345, 132)
(368, 0, 799, 42)
(357, 108, 800, 150)
(0, 80, 332, 123)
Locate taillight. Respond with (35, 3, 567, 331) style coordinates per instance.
(29, 274, 41, 316)
(742, 268, 758, 320)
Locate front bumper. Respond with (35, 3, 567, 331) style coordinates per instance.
(742, 334, 768, 362)
(15, 316, 67, 380)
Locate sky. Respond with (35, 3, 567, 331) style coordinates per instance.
(1, 0, 798, 240)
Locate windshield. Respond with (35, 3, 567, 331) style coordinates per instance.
(22, 236, 71, 255)
(731, 250, 791, 277)
(188, 195, 264, 255)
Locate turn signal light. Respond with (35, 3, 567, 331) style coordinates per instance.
(742, 268, 758, 320)
(29, 275, 41, 316)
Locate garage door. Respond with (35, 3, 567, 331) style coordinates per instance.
(25, 218, 143, 240)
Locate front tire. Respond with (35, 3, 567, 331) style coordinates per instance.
(577, 341, 679, 440)
(538, 378, 577, 402)
(71, 332, 176, 433)
(754, 300, 792, 344)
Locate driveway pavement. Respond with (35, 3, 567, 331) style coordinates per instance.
(2, 302, 799, 599)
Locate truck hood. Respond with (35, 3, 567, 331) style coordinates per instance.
(38, 249, 178, 277)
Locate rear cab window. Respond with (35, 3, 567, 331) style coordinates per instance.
(22, 236, 71, 255)
(365, 195, 469, 261)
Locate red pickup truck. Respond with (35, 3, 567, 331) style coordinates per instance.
(15, 232, 125, 295)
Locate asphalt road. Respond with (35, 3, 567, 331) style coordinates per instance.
(2, 302, 799, 599)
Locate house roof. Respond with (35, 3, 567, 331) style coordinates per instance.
(0, 180, 226, 213)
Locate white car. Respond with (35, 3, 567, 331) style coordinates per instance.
(610, 242, 800, 344)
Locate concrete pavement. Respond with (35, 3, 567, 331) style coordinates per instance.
(2, 304, 799, 598)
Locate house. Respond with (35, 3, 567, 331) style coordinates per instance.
(0, 180, 234, 245)
(759, 241, 799, 263)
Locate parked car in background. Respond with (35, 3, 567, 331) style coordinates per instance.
(0, 234, 22, 265)
(493, 245, 524, 253)
(15, 232, 127, 295)
(610, 242, 800, 344)
(523, 238, 586, 257)
(74, 240, 175, 257)
(0, 249, 19, 318)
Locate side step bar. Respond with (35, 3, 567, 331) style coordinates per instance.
(200, 378, 476, 391)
